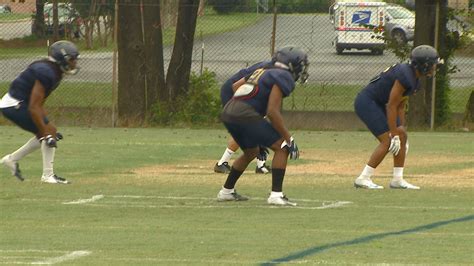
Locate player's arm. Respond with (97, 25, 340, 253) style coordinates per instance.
(266, 84, 291, 144)
(232, 78, 246, 93)
(386, 80, 405, 136)
(398, 97, 408, 127)
(29, 80, 55, 137)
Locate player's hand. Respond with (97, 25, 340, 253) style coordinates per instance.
(281, 137, 299, 160)
(388, 135, 401, 156)
(43, 124, 57, 137)
(256, 146, 269, 161)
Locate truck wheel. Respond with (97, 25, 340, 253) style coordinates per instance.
(392, 30, 407, 44)
(336, 47, 344, 55)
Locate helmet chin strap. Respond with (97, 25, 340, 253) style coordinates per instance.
(274, 62, 289, 69)
(61, 65, 80, 75)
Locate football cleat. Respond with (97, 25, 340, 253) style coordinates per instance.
(354, 178, 384, 189)
(390, 179, 420, 190)
(1, 155, 24, 181)
(267, 195, 297, 206)
(214, 162, 231, 174)
(217, 189, 248, 201)
(41, 174, 70, 184)
(255, 164, 271, 174)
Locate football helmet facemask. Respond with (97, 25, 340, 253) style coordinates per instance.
(410, 45, 442, 76)
(49, 40, 80, 75)
(272, 46, 309, 83)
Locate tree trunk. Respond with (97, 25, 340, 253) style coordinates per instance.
(117, 0, 147, 125)
(52, 0, 59, 41)
(33, 0, 45, 38)
(408, 0, 437, 128)
(165, 0, 199, 103)
(142, 0, 166, 106)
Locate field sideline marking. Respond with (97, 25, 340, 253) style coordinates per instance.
(30, 250, 91, 265)
(63, 195, 104, 205)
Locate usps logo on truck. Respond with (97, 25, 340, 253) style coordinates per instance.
(352, 11, 371, 24)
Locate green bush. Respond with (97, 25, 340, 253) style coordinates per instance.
(151, 69, 221, 126)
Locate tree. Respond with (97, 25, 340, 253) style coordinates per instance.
(408, 0, 437, 127)
(32, 0, 45, 38)
(117, 0, 199, 124)
(165, 0, 200, 104)
(117, 0, 161, 124)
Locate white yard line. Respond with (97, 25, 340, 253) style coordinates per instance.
(30, 251, 91, 265)
(62, 195, 104, 205)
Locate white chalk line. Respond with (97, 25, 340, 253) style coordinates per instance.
(30, 250, 91, 265)
(16, 195, 474, 211)
(62, 195, 104, 205)
(0, 250, 91, 265)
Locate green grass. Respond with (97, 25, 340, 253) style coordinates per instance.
(0, 127, 473, 265)
(1, 82, 471, 113)
(0, 13, 31, 22)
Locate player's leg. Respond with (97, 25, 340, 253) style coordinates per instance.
(353, 94, 387, 189)
(251, 121, 297, 206)
(217, 122, 253, 201)
(389, 126, 419, 189)
(266, 138, 296, 206)
(0, 106, 42, 181)
(214, 136, 239, 173)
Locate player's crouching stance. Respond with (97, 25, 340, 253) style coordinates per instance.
(0, 40, 80, 184)
(354, 45, 442, 190)
(216, 46, 309, 206)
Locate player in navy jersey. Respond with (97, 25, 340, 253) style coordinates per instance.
(354, 45, 442, 190)
(214, 60, 274, 175)
(0, 40, 80, 184)
(216, 46, 309, 206)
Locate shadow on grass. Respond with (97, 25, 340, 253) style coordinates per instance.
(262, 214, 474, 265)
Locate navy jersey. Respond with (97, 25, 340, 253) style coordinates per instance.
(361, 63, 419, 105)
(8, 60, 63, 102)
(220, 60, 273, 106)
(221, 68, 295, 122)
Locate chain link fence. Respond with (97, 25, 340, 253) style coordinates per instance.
(0, 1, 472, 129)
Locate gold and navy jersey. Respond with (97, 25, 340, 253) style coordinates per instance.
(223, 68, 295, 119)
(8, 60, 63, 102)
(361, 63, 419, 105)
(220, 60, 273, 106)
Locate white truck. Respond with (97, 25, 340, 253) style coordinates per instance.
(330, 1, 386, 55)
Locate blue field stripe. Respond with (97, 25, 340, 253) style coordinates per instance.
(261, 214, 474, 265)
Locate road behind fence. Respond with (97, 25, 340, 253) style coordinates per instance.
(0, 3, 472, 130)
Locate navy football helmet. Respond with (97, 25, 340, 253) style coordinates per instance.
(49, 40, 80, 75)
(272, 46, 309, 83)
(410, 45, 442, 75)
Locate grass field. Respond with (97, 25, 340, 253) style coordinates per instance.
(0, 82, 471, 113)
(0, 126, 473, 265)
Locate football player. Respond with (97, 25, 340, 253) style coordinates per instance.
(214, 60, 274, 175)
(0, 40, 80, 184)
(354, 45, 442, 190)
(216, 46, 309, 206)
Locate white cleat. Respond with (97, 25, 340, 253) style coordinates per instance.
(390, 179, 420, 190)
(1, 155, 24, 181)
(267, 195, 297, 206)
(217, 189, 248, 201)
(354, 178, 384, 189)
(41, 174, 70, 184)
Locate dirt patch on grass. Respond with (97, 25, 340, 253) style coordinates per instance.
(130, 151, 473, 189)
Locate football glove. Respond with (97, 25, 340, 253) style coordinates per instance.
(388, 135, 401, 156)
(281, 137, 299, 160)
(39, 133, 63, 148)
(40, 135, 57, 148)
(256, 146, 269, 161)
